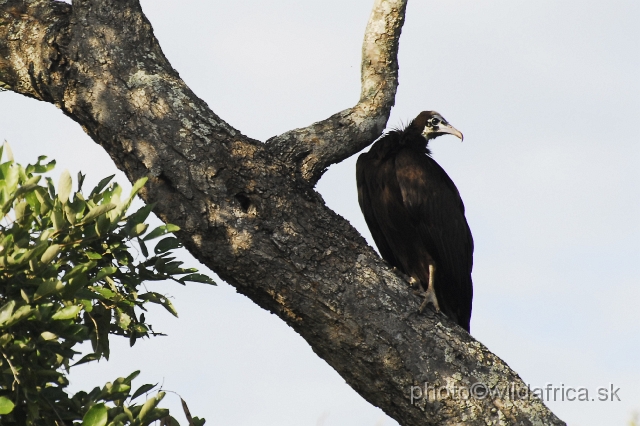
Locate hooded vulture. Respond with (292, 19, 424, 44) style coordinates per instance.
(356, 111, 473, 332)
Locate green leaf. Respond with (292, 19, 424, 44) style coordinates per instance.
(0, 234, 13, 255)
(101, 380, 131, 398)
(14, 200, 28, 223)
(27, 157, 56, 174)
(115, 308, 131, 330)
(0, 300, 16, 325)
(95, 214, 110, 237)
(137, 237, 149, 257)
(15, 182, 40, 197)
(3, 141, 14, 162)
(23, 174, 42, 187)
(34, 278, 65, 299)
(113, 382, 131, 395)
(165, 223, 180, 232)
(65, 203, 77, 225)
(40, 244, 61, 265)
(64, 274, 89, 298)
(72, 352, 100, 366)
(128, 223, 148, 238)
(58, 169, 72, 204)
(131, 383, 157, 401)
(125, 203, 155, 228)
(139, 293, 178, 317)
(85, 251, 103, 260)
(0, 333, 12, 346)
(124, 370, 141, 383)
(179, 273, 216, 285)
(156, 260, 184, 274)
(144, 408, 170, 424)
(4, 305, 34, 327)
(123, 405, 134, 423)
(143, 224, 179, 241)
(130, 177, 148, 197)
(162, 416, 181, 426)
(119, 177, 148, 214)
(68, 193, 87, 217)
(154, 237, 181, 254)
(40, 331, 58, 341)
(20, 289, 29, 304)
(78, 171, 86, 192)
(138, 392, 164, 421)
(79, 203, 117, 225)
(90, 287, 116, 301)
(0, 396, 15, 415)
(64, 261, 98, 282)
(19, 241, 47, 266)
(95, 266, 118, 282)
(52, 205, 65, 231)
(193, 417, 206, 426)
(52, 305, 82, 320)
(34, 188, 52, 215)
(82, 403, 108, 426)
(161, 298, 178, 317)
(46, 176, 56, 198)
(89, 174, 115, 198)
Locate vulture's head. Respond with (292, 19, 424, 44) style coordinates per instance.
(411, 111, 464, 141)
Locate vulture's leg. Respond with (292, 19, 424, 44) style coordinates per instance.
(419, 261, 440, 313)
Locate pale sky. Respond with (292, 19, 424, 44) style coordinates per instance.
(1, 1, 638, 425)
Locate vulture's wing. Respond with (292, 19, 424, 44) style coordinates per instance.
(356, 152, 402, 269)
(394, 148, 474, 329)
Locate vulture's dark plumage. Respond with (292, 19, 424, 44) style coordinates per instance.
(356, 111, 473, 332)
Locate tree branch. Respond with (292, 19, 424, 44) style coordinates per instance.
(265, 0, 406, 184)
(0, 1, 565, 425)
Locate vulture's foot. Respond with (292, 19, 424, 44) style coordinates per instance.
(418, 286, 440, 313)
(408, 276, 420, 289)
(392, 267, 416, 286)
(419, 262, 440, 313)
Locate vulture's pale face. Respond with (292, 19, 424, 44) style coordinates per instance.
(421, 112, 464, 141)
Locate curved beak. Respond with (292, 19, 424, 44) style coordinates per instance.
(439, 124, 464, 141)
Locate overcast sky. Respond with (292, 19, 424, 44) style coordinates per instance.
(1, 1, 638, 425)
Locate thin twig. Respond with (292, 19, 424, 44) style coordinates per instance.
(0, 348, 20, 390)
(43, 396, 67, 426)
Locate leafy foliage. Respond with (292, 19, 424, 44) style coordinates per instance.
(0, 145, 213, 425)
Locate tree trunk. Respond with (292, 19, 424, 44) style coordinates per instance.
(0, 1, 565, 424)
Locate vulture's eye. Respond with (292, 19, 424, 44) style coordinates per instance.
(430, 118, 441, 126)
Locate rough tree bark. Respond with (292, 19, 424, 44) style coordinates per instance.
(0, 1, 565, 425)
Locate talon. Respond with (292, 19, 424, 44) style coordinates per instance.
(419, 288, 440, 313)
(408, 276, 420, 288)
(418, 262, 440, 313)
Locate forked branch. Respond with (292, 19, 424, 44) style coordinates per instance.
(266, 0, 407, 184)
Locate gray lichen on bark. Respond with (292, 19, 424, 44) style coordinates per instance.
(0, 0, 565, 425)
